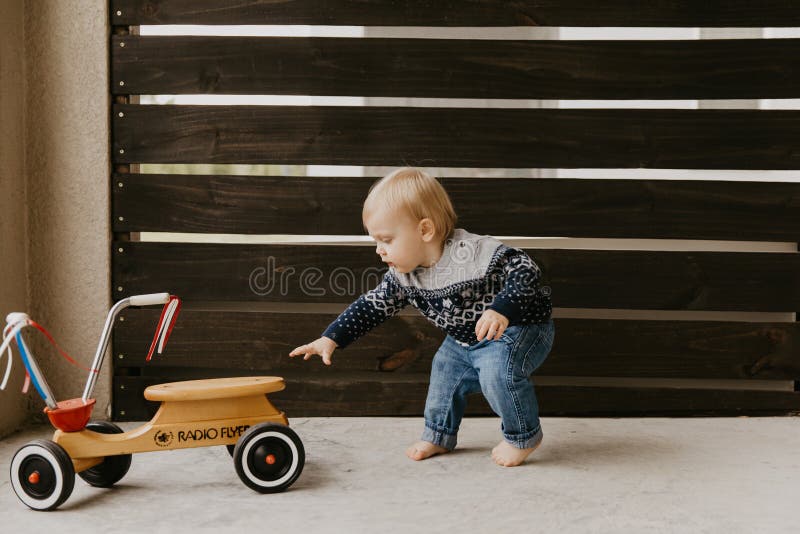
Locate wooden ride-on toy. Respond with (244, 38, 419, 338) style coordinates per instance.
(2, 293, 305, 511)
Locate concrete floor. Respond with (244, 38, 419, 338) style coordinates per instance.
(1, 416, 798, 533)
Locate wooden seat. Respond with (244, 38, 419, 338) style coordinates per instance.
(144, 376, 285, 402)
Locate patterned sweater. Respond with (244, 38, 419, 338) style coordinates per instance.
(321, 228, 553, 349)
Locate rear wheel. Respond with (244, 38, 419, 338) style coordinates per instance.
(10, 439, 75, 511)
(77, 421, 132, 488)
(233, 423, 304, 493)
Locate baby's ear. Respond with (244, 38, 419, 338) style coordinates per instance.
(418, 217, 437, 241)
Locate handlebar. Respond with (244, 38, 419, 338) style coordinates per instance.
(129, 293, 171, 307)
(82, 293, 179, 402)
(3, 293, 181, 407)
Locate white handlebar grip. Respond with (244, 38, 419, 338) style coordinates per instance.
(129, 293, 171, 306)
(5, 312, 29, 325)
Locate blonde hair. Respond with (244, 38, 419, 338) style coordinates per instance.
(362, 167, 458, 242)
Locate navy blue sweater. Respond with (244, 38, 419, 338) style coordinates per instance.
(322, 228, 552, 349)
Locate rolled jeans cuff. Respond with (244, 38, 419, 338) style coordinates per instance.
(421, 421, 458, 450)
(504, 425, 543, 449)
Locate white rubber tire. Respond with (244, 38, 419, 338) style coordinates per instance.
(10, 440, 75, 511)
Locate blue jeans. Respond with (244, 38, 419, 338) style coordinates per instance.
(421, 318, 555, 450)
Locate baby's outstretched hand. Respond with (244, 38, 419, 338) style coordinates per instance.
(475, 310, 509, 341)
(289, 336, 338, 366)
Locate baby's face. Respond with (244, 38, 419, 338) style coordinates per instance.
(364, 209, 426, 274)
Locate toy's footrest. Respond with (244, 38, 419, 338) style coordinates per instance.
(144, 376, 285, 402)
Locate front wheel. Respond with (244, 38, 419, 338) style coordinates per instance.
(233, 423, 304, 493)
(10, 439, 75, 511)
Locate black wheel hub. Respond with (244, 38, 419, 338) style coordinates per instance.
(19, 456, 56, 499)
(249, 438, 291, 481)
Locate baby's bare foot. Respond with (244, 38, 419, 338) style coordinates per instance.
(405, 440, 449, 461)
(491, 439, 541, 467)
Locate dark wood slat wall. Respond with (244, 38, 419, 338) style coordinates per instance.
(110, 2, 800, 419)
(115, 376, 800, 420)
(113, 242, 800, 312)
(116, 310, 800, 381)
(112, 36, 800, 100)
(111, 0, 800, 27)
(113, 174, 800, 242)
(113, 105, 800, 170)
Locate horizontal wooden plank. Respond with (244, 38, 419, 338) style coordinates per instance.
(113, 174, 800, 242)
(112, 36, 800, 100)
(111, 0, 800, 27)
(113, 374, 800, 420)
(113, 310, 800, 380)
(112, 105, 800, 169)
(112, 242, 800, 312)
